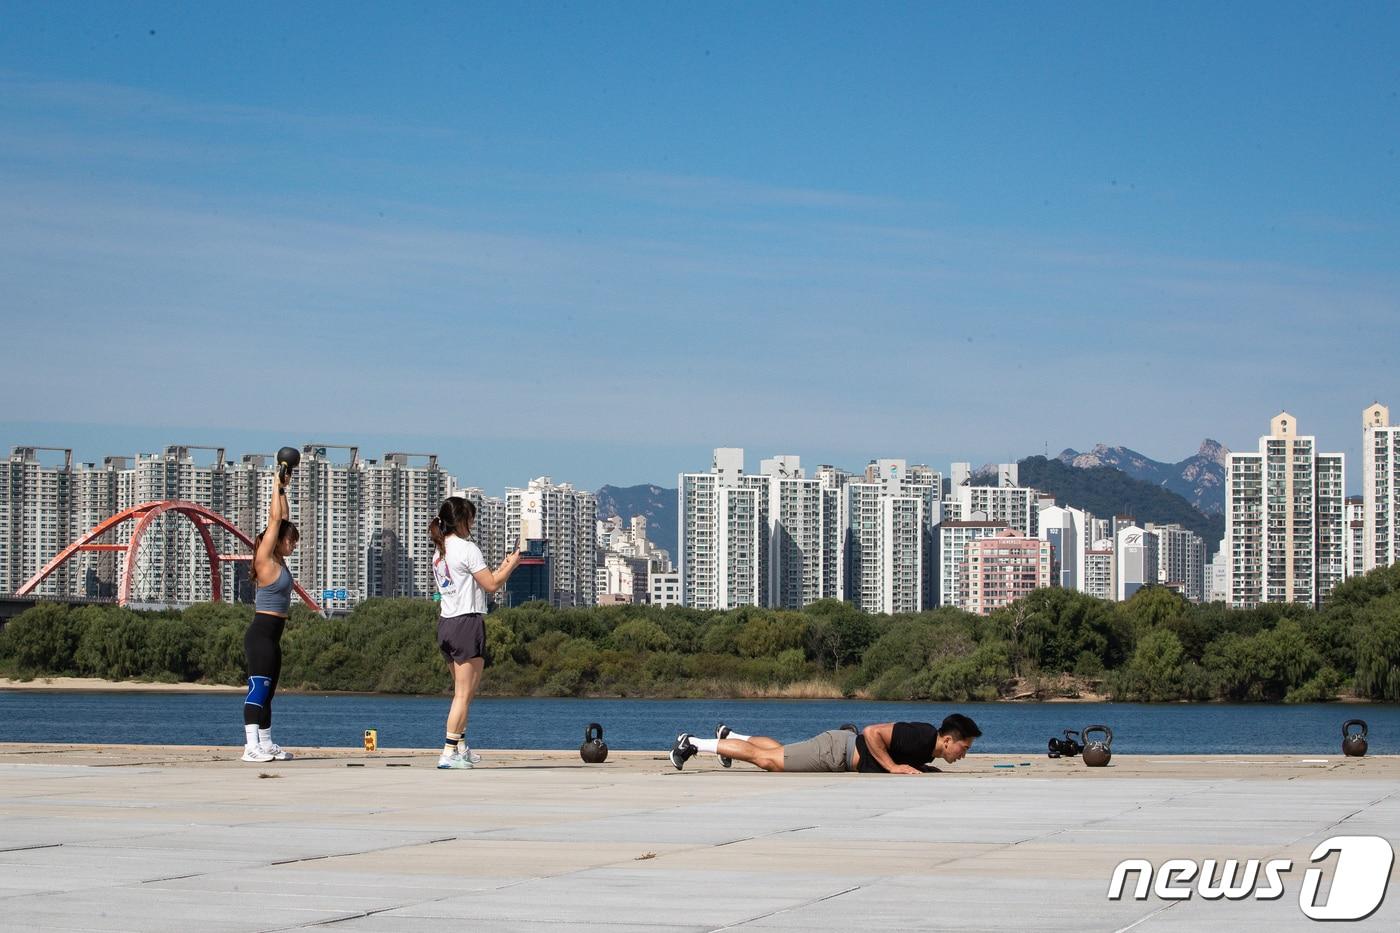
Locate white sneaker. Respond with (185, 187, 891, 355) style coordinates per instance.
(437, 752, 473, 770)
(260, 743, 293, 761)
(241, 746, 274, 763)
(457, 745, 482, 764)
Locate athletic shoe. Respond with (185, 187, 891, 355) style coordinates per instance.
(669, 733, 697, 771)
(437, 752, 474, 770)
(241, 746, 274, 763)
(260, 743, 293, 761)
(715, 723, 733, 768)
(456, 745, 482, 764)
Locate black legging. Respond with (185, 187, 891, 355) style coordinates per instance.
(243, 613, 286, 728)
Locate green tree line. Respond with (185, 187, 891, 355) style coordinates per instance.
(4, 563, 1400, 702)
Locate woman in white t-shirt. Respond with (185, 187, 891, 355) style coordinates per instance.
(429, 496, 522, 769)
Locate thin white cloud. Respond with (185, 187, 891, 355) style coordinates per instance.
(594, 170, 909, 212)
(0, 71, 454, 139)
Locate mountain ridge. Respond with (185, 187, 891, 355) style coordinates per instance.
(1055, 439, 1228, 515)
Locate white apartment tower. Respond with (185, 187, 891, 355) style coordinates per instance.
(1116, 525, 1159, 601)
(1363, 402, 1399, 573)
(1038, 502, 1090, 591)
(1345, 495, 1365, 580)
(680, 449, 761, 610)
(506, 476, 598, 608)
(761, 455, 824, 609)
(457, 487, 509, 573)
(1226, 412, 1346, 609)
(1084, 541, 1115, 601)
(937, 521, 1008, 609)
(815, 465, 849, 601)
(1, 447, 75, 598)
(946, 462, 1039, 536)
(843, 460, 939, 614)
(1145, 523, 1206, 603)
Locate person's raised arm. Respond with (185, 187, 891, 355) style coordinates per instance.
(255, 473, 288, 577)
(861, 722, 921, 775)
(472, 549, 522, 594)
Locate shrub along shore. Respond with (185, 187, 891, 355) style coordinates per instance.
(3, 563, 1399, 702)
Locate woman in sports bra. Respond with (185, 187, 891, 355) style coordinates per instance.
(241, 461, 300, 762)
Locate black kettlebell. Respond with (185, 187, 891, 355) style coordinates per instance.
(1082, 724, 1113, 767)
(1048, 729, 1083, 759)
(580, 722, 608, 763)
(1342, 719, 1368, 758)
(276, 446, 301, 483)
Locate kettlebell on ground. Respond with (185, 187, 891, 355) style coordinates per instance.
(1082, 724, 1113, 767)
(1342, 719, 1368, 758)
(580, 722, 609, 763)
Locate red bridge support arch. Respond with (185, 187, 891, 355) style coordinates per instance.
(15, 500, 320, 611)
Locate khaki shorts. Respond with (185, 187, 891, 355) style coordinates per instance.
(782, 730, 857, 772)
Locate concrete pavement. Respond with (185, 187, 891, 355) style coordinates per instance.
(1, 744, 1397, 931)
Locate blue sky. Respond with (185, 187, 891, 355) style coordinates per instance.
(2, 3, 1397, 493)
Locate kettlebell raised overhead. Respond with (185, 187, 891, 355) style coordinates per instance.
(1082, 724, 1113, 767)
(580, 722, 609, 763)
(1342, 719, 1368, 758)
(276, 446, 301, 484)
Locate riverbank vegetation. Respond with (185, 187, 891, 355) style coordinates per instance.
(3, 563, 1399, 702)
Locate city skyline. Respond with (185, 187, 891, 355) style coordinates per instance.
(0, 409, 1386, 500)
(2, 5, 1397, 495)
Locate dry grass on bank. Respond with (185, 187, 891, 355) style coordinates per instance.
(687, 677, 848, 700)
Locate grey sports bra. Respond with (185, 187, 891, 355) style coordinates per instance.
(255, 564, 293, 615)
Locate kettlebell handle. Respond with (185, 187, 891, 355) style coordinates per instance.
(1083, 724, 1112, 748)
(585, 722, 604, 743)
(1342, 719, 1367, 739)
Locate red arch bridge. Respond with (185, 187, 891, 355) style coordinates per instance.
(14, 500, 320, 611)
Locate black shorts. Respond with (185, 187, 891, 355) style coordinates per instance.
(437, 613, 487, 663)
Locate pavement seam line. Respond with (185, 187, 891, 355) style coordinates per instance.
(708, 883, 864, 931)
(0, 842, 64, 853)
(269, 834, 457, 867)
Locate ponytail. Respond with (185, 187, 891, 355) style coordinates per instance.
(250, 520, 298, 583)
(431, 497, 476, 557)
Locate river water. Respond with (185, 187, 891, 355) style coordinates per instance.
(1, 691, 1394, 756)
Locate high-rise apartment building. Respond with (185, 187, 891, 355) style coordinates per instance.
(4, 443, 457, 609)
(1363, 402, 1399, 573)
(1116, 525, 1158, 601)
(963, 529, 1052, 615)
(937, 520, 1009, 609)
(1345, 495, 1365, 580)
(761, 456, 824, 610)
(1, 447, 75, 598)
(1205, 546, 1230, 603)
(946, 463, 1038, 536)
(843, 459, 939, 614)
(679, 449, 761, 610)
(506, 477, 597, 608)
(1038, 502, 1091, 591)
(1084, 542, 1114, 601)
(1226, 412, 1345, 609)
(815, 464, 849, 601)
(1145, 523, 1206, 603)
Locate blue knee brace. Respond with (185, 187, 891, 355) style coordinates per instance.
(245, 675, 272, 708)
